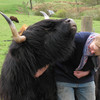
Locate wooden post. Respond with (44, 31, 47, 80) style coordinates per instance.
(81, 16, 93, 32)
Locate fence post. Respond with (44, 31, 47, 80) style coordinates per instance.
(81, 16, 93, 32)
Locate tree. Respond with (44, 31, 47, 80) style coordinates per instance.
(96, 0, 100, 4)
(30, 0, 32, 10)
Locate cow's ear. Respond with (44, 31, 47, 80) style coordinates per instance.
(44, 22, 56, 31)
(9, 43, 22, 59)
(10, 47, 20, 59)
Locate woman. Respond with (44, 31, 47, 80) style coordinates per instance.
(35, 32, 100, 100)
(55, 32, 100, 100)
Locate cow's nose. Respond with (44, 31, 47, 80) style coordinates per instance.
(65, 18, 75, 24)
(65, 18, 77, 31)
(65, 19, 71, 23)
(66, 18, 76, 26)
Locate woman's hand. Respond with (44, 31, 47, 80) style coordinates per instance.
(74, 70, 90, 79)
(34, 64, 49, 78)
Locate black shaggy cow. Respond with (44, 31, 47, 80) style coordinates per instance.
(0, 12, 77, 100)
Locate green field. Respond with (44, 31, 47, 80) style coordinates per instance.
(0, 0, 29, 14)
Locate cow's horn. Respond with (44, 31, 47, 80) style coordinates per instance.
(0, 12, 26, 43)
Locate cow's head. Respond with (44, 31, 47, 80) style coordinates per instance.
(0, 12, 77, 70)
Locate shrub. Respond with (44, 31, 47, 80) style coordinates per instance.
(54, 9, 67, 18)
(81, 9, 100, 20)
(33, 3, 55, 16)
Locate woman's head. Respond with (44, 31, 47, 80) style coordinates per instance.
(89, 35, 100, 55)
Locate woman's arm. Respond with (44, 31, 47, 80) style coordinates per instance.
(74, 70, 90, 79)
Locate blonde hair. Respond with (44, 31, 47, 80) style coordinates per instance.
(94, 35, 100, 48)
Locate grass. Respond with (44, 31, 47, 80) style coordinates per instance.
(0, 0, 29, 14)
(0, 0, 28, 4)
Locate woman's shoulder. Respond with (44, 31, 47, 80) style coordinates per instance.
(75, 32, 92, 38)
(75, 32, 92, 43)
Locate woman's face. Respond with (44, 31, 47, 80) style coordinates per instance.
(89, 41, 100, 55)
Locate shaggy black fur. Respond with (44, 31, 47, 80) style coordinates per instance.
(0, 19, 76, 100)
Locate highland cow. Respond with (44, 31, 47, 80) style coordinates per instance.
(0, 12, 77, 100)
(10, 16, 19, 23)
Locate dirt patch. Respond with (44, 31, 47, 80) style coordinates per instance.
(78, 7, 96, 12)
(54, 1, 84, 5)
